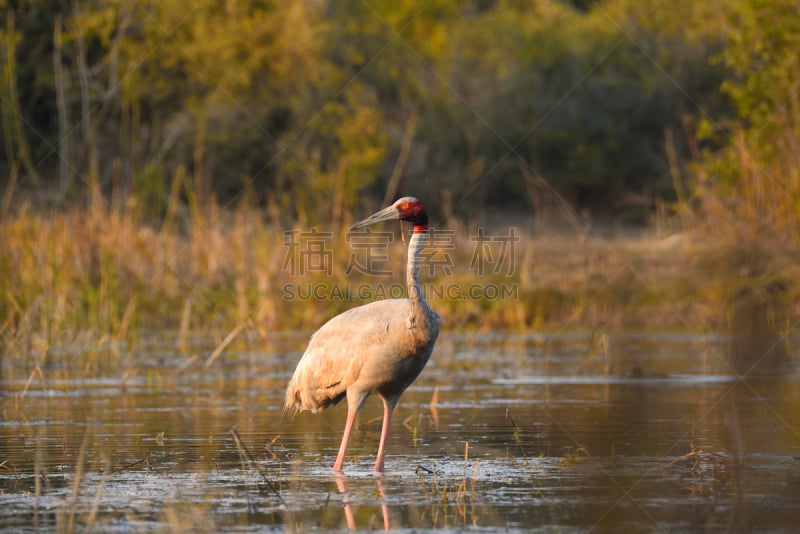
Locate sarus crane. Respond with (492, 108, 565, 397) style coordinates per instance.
(285, 197, 441, 473)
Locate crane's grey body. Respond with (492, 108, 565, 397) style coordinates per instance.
(284, 197, 441, 473)
(285, 297, 440, 412)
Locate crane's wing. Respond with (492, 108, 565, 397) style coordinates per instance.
(284, 299, 410, 413)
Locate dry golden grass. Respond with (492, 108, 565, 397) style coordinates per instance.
(2, 189, 798, 375)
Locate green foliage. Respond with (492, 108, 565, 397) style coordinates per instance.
(281, 82, 387, 227)
(0, 0, 770, 227)
(694, 0, 800, 239)
(719, 0, 800, 140)
(322, 0, 729, 217)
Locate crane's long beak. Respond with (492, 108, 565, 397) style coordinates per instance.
(350, 205, 399, 230)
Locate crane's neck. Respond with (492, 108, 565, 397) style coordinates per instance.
(407, 225, 428, 307)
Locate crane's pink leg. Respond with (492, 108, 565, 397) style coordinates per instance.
(333, 391, 368, 473)
(333, 406, 357, 473)
(374, 396, 398, 473)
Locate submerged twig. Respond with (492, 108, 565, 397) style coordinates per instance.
(230, 426, 284, 504)
(203, 322, 249, 370)
(659, 450, 703, 471)
(85, 461, 111, 533)
(67, 430, 90, 533)
(19, 365, 47, 403)
(505, 408, 529, 460)
(658, 445, 727, 472)
(110, 456, 149, 475)
(415, 464, 434, 475)
(264, 435, 280, 460)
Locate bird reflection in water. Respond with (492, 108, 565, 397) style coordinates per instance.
(336, 476, 390, 530)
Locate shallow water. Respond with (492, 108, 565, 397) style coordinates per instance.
(1, 332, 799, 532)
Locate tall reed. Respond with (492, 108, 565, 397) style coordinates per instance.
(2, 177, 798, 378)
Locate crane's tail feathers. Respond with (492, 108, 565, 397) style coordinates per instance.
(280, 403, 299, 421)
(283, 386, 302, 418)
(283, 384, 322, 417)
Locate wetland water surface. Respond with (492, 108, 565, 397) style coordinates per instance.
(1, 332, 799, 532)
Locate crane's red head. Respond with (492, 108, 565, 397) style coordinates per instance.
(350, 196, 428, 233)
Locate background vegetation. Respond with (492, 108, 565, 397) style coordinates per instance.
(1, 0, 799, 370)
(1, 0, 734, 219)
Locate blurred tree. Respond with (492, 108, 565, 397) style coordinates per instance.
(1, 3, 55, 187)
(0, 0, 735, 227)
(695, 0, 800, 238)
(112, 0, 331, 212)
(280, 82, 387, 230)
(718, 0, 800, 147)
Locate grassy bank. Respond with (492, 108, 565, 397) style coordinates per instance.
(2, 194, 798, 375)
